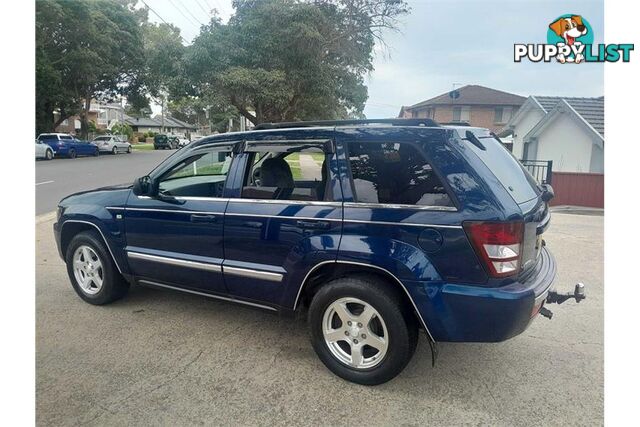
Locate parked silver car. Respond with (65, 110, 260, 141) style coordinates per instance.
(92, 135, 132, 154)
(35, 139, 54, 160)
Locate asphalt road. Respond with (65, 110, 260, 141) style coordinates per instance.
(35, 150, 174, 215)
(35, 213, 603, 426)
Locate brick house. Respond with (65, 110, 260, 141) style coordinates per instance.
(398, 85, 526, 133)
(54, 100, 125, 135)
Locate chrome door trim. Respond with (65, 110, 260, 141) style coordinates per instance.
(124, 207, 225, 216)
(343, 202, 457, 212)
(138, 280, 278, 311)
(60, 220, 123, 274)
(223, 266, 283, 282)
(224, 212, 341, 222)
(127, 251, 222, 273)
(343, 219, 462, 229)
(294, 260, 436, 343)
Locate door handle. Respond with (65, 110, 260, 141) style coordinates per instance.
(190, 214, 218, 223)
(296, 220, 331, 230)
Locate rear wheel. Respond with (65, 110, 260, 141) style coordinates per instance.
(68, 148, 77, 159)
(65, 231, 129, 305)
(112, 146, 118, 155)
(308, 275, 418, 385)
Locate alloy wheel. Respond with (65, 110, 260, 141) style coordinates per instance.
(322, 297, 389, 369)
(72, 245, 104, 295)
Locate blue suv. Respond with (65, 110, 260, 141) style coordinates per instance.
(54, 119, 583, 385)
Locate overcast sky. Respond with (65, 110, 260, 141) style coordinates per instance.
(143, 0, 604, 118)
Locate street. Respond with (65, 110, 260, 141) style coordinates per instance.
(35, 212, 603, 425)
(35, 150, 174, 215)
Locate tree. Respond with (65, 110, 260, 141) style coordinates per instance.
(36, 0, 146, 137)
(179, 0, 409, 125)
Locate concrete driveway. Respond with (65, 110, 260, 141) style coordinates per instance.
(36, 212, 603, 426)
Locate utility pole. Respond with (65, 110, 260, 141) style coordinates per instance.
(161, 96, 165, 133)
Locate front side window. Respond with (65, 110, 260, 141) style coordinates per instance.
(347, 141, 453, 207)
(158, 150, 233, 198)
(242, 146, 329, 202)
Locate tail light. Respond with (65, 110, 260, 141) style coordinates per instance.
(463, 221, 524, 278)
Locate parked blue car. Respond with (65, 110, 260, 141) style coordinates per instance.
(37, 133, 99, 158)
(53, 119, 585, 385)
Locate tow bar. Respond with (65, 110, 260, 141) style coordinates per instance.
(539, 283, 586, 319)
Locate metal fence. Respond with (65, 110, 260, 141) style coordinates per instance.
(520, 160, 553, 185)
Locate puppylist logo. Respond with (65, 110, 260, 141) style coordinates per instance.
(514, 14, 634, 63)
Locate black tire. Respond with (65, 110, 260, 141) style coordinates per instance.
(126, 146, 131, 153)
(308, 275, 418, 385)
(45, 149, 53, 160)
(94, 148, 100, 157)
(112, 146, 118, 155)
(68, 148, 77, 159)
(65, 230, 129, 305)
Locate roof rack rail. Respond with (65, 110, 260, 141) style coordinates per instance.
(253, 118, 440, 130)
(439, 121, 472, 126)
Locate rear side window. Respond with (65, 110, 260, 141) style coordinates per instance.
(462, 129, 539, 204)
(242, 146, 329, 202)
(347, 141, 453, 207)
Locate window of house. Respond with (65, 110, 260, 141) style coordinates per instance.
(452, 106, 470, 122)
(242, 144, 329, 202)
(158, 149, 233, 198)
(495, 106, 512, 124)
(347, 141, 453, 207)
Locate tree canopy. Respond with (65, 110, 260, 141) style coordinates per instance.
(36, 0, 146, 135)
(36, 0, 409, 134)
(179, 0, 409, 125)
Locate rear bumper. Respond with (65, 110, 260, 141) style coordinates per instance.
(415, 246, 556, 342)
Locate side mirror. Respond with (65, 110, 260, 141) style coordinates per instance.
(541, 183, 555, 202)
(132, 175, 156, 197)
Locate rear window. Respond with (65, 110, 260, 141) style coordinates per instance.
(347, 141, 453, 207)
(462, 129, 539, 204)
(93, 136, 110, 141)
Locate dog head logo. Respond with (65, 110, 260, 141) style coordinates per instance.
(547, 14, 593, 63)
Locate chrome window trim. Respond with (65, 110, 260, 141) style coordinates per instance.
(223, 266, 283, 282)
(343, 202, 457, 212)
(228, 198, 342, 207)
(127, 251, 222, 273)
(174, 196, 229, 202)
(343, 218, 462, 229)
(105, 206, 125, 210)
(293, 260, 436, 343)
(61, 220, 123, 274)
(138, 280, 278, 311)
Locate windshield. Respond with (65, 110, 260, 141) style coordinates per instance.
(461, 129, 539, 204)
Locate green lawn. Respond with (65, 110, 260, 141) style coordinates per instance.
(132, 143, 154, 151)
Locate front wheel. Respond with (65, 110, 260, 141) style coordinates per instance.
(126, 146, 131, 153)
(45, 149, 53, 160)
(65, 231, 129, 305)
(112, 146, 118, 155)
(68, 148, 77, 159)
(308, 275, 418, 385)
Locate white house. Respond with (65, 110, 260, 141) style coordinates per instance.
(499, 96, 604, 173)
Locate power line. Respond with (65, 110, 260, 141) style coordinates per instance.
(194, 0, 211, 17)
(167, 0, 202, 28)
(176, 0, 207, 27)
(139, 0, 190, 45)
